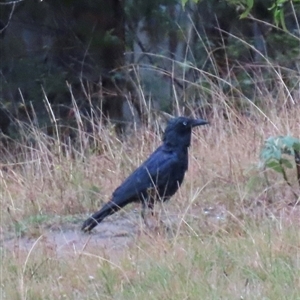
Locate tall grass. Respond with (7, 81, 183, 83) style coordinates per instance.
(1, 46, 300, 299)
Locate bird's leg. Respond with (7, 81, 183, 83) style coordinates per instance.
(141, 193, 152, 221)
(148, 198, 155, 216)
(141, 189, 172, 235)
(141, 195, 155, 222)
(141, 198, 147, 221)
(141, 188, 161, 230)
(149, 189, 173, 234)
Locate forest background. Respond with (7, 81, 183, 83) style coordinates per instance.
(1, 1, 300, 299)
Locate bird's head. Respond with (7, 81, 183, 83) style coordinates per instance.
(163, 116, 208, 147)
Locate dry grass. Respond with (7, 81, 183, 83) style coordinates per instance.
(1, 68, 300, 299)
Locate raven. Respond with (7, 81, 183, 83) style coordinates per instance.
(82, 116, 208, 232)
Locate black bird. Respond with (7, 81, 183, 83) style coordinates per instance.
(82, 116, 208, 232)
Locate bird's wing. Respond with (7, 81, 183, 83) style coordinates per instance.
(111, 146, 179, 204)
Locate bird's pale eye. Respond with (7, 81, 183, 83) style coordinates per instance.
(182, 121, 187, 126)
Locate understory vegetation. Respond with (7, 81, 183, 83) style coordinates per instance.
(1, 60, 300, 299)
(1, 1, 300, 297)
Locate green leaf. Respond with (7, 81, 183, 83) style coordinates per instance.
(268, 3, 276, 11)
(294, 143, 300, 152)
(280, 158, 293, 169)
(274, 9, 281, 27)
(273, 148, 282, 160)
(260, 136, 300, 171)
(240, 0, 254, 19)
(280, 136, 300, 155)
(279, 8, 288, 31)
(266, 160, 284, 173)
(281, 136, 300, 149)
(260, 148, 272, 161)
(181, 0, 189, 7)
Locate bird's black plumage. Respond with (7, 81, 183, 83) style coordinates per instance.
(82, 116, 208, 232)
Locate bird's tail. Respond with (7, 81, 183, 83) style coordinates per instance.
(81, 199, 125, 232)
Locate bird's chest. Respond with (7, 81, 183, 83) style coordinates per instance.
(160, 150, 188, 196)
(170, 158, 187, 183)
(174, 148, 188, 171)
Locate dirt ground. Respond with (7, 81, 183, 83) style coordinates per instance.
(1, 205, 229, 259)
(1, 212, 142, 260)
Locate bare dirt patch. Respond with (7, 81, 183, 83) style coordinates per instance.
(1, 212, 142, 261)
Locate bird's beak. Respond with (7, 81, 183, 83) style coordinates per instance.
(191, 118, 209, 127)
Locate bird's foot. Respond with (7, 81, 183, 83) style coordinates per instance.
(142, 211, 172, 236)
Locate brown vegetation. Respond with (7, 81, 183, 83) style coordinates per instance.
(1, 82, 300, 297)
